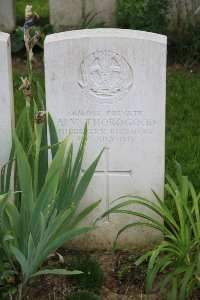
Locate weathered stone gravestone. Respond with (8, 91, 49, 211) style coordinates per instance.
(49, 0, 116, 31)
(0, 0, 16, 33)
(0, 32, 14, 175)
(44, 29, 167, 249)
(168, 0, 200, 30)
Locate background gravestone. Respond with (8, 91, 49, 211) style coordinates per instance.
(169, 0, 200, 30)
(85, 0, 116, 27)
(44, 29, 167, 249)
(0, 32, 14, 175)
(0, 0, 15, 33)
(49, 0, 116, 31)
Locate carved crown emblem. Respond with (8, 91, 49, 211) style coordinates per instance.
(79, 50, 132, 104)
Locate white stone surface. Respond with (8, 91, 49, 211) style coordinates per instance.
(0, 32, 14, 177)
(49, 0, 82, 31)
(0, 0, 15, 33)
(49, 0, 116, 31)
(85, 0, 116, 27)
(44, 29, 167, 249)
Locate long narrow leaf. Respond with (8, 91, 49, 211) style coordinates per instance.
(48, 113, 59, 158)
(69, 200, 101, 229)
(13, 134, 34, 216)
(67, 148, 104, 210)
(37, 226, 97, 270)
(64, 124, 87, 203)
(57, 143, 73, 212)
(31, 269, 82, 278)
(11, 246, 28, 278)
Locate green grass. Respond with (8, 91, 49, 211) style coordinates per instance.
(166, 71, 200, 188)
(13, 69, 200, 188)
(16, 0, 49, 25)
(69, 254, 105, 293)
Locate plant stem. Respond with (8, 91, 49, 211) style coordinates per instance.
(18, 283, 23, 300)
(33, 121, 39, 197)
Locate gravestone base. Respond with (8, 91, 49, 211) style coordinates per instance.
(64, 222, 163, 250)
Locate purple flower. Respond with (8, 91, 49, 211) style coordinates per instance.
(23, 16, 36, 30)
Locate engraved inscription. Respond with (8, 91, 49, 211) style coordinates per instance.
(56, 110, 156, 143)
(79, 51, 133, 104)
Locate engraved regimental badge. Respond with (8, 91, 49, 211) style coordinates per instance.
(79, 50, 133, 104)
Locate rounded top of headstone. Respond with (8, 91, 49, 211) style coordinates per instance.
(45, 28, 167, 45)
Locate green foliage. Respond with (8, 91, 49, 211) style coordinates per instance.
(117, 0, 145, 30)
(116, 251, 146, 284)
(10, 27, 24, 53)
(69, 254, 105, 292)
(168, 25, 200, 67)
(144, 0, 169, 34)
(166, 71, 200, 191)
(10, 25, 54, 53)
(0, 115, 102, 287)
(98, 163, 200, 299)
(117, 0, 169, 34)
(167, 2, 200, 66)
(0, 82, 103, 297)
(0, 259, 17, 299)
(117, 263, 132, 282)
(117, 0, 200, 66)
(65, 290, 100, 300)
(0, 114, 101, 292)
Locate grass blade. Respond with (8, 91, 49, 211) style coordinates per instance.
(31, 269, 82, 278)
(48, 113, 59, 159)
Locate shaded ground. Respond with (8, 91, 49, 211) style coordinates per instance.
(12, 51, 44, 72)
(15, 249, 200, 300)
(21, 249, 158, 300)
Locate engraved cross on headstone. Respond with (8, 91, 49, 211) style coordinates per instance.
(82, 148, 132, 222)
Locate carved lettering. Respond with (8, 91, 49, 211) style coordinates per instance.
(56, 109, 156, 143)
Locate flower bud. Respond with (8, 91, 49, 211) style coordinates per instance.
(19, 77, 31, 90)
(35, 111, 46, 124)
(29, 31, 40, 48)
(19, 77, 33, 97)
(25, 5, 33, 20)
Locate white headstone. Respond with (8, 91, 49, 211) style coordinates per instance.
(0, 0, 15, 33)
(44, 29, 167, 249)
(49, 0, 116, 31)
(0, 32, 14, 177)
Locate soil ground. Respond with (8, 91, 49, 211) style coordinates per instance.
(17, 249, 200, 300)
(12, 51, 44, 72)
(21, 249, 158, 300)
